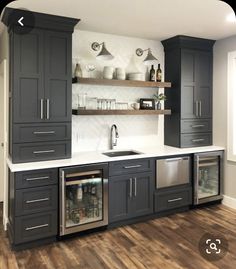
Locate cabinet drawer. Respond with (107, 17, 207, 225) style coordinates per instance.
(15, 185, 58, 216)
(181, 119, 212, 133)
(15, 168, 58, 189)
(14, 211, 57, 244)
(13, 123, 71, 143)
(181, 133, 212, 147)
(109, 158, 153, 176)
(154, 187, 192, 212)
(12, 140, 71, 163)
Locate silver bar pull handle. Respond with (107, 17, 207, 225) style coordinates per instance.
(192, 139, 204, 143)
(168, 197, 183, 203)
(33, 131, 55, 135)
(26, 176, 49, 181)
(129, 178, 132, 198)
(134, 177, 137, 197)
(195, 101, 199, 117)
(25, 223, 49, 231)
(199, 101, 202, 117)
(165, 158, 183, 162)
(33, 150, 55, 154)
(26, 198, 49, 204)
(124, 165, 142, 169)
(46, 99, 50, 120)
(40, 99, 44, 119)
(191, 125, 205, 128)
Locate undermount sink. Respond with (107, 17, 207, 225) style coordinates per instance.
(103, 150, 141, 157)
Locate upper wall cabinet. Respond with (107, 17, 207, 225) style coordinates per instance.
(162, 36, 215, 148)
(2, 8, 79, 163)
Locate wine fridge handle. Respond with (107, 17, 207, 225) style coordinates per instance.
(194, 155, 199, 204)
(60, 170, 65, 235)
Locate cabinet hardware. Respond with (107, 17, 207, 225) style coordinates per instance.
(124, 165, 142, 169)
(168, 197, 183, 203)
(61, 170, 65, 235)
(26, 198, 49, 204)
(192, 139, 204, 143)
(33, 131, 55, 135)
(25, 223, 49, 231)
(46, 99, 50, 120)
(191, 125, 205, 128)
(40, 99, 44, 119)
(165, 158, 182, 162)
(134, 177, 137, 197)
(195, 101, 199, 117)
(129, 178, 132, 198)
(33, 150, 55, 154)
(199, 101, 202, 117)
(26, 176, 49, 181)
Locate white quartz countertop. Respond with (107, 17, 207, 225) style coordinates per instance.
(7, 145, 225, 172)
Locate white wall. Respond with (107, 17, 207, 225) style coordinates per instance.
(213, 35, 236, 201)
(72, 30, 164, 152)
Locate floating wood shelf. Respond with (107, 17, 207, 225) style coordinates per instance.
(72, 109, 171, 116)
(72, 77, 171, 88)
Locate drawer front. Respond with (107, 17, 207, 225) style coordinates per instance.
(13, 123, 71, 143)
(181, 133, 212, 147)
(15, 185, 58, 216)
(12, 140, 71, 163)
(154, 187, 192, 212)
(109, 158, 153, 176)
(181, 119, 212, 133)
(15, 168, 58, 189)
(14, 211, 57, 244)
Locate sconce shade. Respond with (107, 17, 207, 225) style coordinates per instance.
(143, 49, 158, 65)
(92, 42, 114, 61)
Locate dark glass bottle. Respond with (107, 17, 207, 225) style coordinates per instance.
(156, 64, 162, 82)
(149, 65, 155, 81)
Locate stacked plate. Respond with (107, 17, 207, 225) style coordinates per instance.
(127, 72, 144, 81)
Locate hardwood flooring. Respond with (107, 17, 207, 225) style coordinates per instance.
(1, 204, 236, 269)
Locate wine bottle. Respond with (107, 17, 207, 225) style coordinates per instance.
(74, 63, 82, 78)
(149, 65, 155, 81)
(77, 184, 83, 201)
(156, 64, 162, 82)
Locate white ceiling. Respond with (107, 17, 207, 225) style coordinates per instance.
(3, 0, 236, 40)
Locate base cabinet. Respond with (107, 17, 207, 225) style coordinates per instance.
(8, 168, 58, 249)
(109, 172, 154, 223)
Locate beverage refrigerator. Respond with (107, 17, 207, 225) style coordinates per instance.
(193, 151, 223, 205)
(59, 163, 108, 236)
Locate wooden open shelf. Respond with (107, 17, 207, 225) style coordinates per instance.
(72, 77, 171, 88)
(72, 109, 171, 116)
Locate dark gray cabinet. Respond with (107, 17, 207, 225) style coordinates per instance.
(3, 8, 79, 163)
(8, 168, 59, 249)
(162, 36, 215, 148)
(109, 159, 154, 224)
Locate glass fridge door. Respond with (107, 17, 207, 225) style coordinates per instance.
(65, 170, 103, 228)
(197, 156, 220, 200)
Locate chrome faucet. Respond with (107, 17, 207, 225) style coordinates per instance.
(110, 124, 119, 150)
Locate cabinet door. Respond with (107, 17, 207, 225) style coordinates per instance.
(44, 31, 72, 122)
(109, 176, 132, 223)
(195, 51, 212, 118)
(181, 49, 197, 119)
(12, 28, 45, 123)
(132, 172, 154, 218)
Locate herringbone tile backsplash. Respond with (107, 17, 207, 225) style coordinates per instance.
(72, 30, 165, 152)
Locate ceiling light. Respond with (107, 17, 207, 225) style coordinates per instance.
(136, 48, 158, 65)
(91, 42, 114, 60)
(226, 13, 236, 23)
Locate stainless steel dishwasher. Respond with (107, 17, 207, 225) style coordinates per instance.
(156, 156, 190, 188)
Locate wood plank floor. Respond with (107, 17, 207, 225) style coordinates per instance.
(1, 204, 236, 269)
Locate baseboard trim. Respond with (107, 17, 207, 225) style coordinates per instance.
(222, 195, 236, 209)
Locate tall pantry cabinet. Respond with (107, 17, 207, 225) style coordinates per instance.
(2, 8, 79, 163)
(162, 36, 215, 148)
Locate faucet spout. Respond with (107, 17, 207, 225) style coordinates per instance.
(110, 124, 119, 150)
